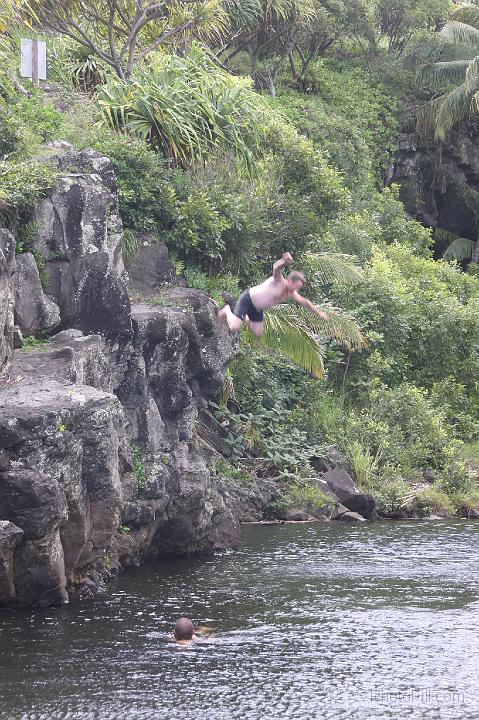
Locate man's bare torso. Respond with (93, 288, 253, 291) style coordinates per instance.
(249, 276, 292, 310)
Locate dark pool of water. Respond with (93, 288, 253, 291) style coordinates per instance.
(0, 521, 478, 720)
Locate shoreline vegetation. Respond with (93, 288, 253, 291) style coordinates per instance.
(2, 0, 479, 525)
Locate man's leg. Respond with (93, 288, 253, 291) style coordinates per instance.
(246, 318, 264, 337)
(218, 304, 243, 332)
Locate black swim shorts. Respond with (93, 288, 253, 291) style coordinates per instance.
(233, 289, 264, 323)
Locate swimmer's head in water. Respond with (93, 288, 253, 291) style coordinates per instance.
(174, 617, 195, 640)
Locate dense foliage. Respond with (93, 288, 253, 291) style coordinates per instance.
(2, 0, 479, 517)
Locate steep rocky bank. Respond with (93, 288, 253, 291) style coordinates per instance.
(391, 124, 479, 245)
(0, 148, 374, 609)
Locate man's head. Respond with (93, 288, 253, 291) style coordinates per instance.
(287, 270, 305, 291)
(174, 617, 195, 640)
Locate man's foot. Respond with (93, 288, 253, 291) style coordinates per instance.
(218, 305, 229, 322)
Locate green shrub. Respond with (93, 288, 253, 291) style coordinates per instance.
(430, 379, 479, 441)
(212, 459, 252, 485)
(168, 189, 228, 262)
(0, 159, 58, 227)
(370, 474, 412, 517)
(266, 121, 350, 222)
(21, 336, 49, 350)
(412, 485, 455, 516)
(275, 481, 334, 514)
(0, 92, 64, 160)
(79, 130, 180, 234)
(183, 267, 239, 305)
(452, 487, 479, 517)
(350, 383, 455, 472)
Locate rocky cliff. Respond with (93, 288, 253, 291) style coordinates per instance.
(0, 149, 246, 608)
(0, 147, 374, 609)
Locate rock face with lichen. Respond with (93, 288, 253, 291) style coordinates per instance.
(0, 150, 239, 608)
(0, 229, 16, 371)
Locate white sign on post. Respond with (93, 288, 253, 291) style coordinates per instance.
(20, 39, 47, 83)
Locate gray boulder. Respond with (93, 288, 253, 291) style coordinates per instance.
(323, 468, 359, 502)
(27, 150, 131, 340)
(14, 252, 60, 337)
(281, 509, 316, 521)
(14, 529, 68, 607)
(35, 150, 124, 274)
(47, 251, 132, 339)
(341, 492, 376, 519)
(331, 504, 366, 522)
(13, 326, 23, 349)
(128, 239, 179, 297)
(0, 469, 67, 540)
(0, 229, 16, 369)
(312, 447, 354, 475)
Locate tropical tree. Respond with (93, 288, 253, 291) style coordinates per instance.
(377, 0, 449, 57)
(97, 45, 265, 172)
(15, 0, 229, 80)
(221, 0, 316, 94)
(416, 2, 479, 140)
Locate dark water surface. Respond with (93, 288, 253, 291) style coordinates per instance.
(0, 521, 478, 720)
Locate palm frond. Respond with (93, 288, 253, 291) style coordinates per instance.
(416, 60, 469, 89)
(248, 305, 325, 378)
(440, 20, 479, 51)
(245, 302, 365, 379)
(453, 4, 479, 32)
(310, 302, 367, 351)
(443, 236, 475, 261)
(223, 0, 262, 29)
(306, 252, 364, 287)
(417, 80, 477, 139)
(434, 80, 478, 138)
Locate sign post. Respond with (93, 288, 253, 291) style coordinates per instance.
(20, 39, 47, 85)
(31, 39, 39, 86)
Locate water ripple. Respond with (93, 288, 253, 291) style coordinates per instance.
(0, 520, 478, 720)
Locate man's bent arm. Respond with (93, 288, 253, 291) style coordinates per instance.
(293, 291, 328, 320)
(273, 252, 293, 281)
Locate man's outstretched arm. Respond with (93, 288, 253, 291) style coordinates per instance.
(273, 252, 293, 281)
(292, 291, 329, 320)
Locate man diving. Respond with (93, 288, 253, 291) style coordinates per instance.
(218, 252, 328, 336)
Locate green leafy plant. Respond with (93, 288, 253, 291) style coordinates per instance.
(21, 336, 49, 350)
(274, 481, 334, 515)
(131, 445, 146, 489)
